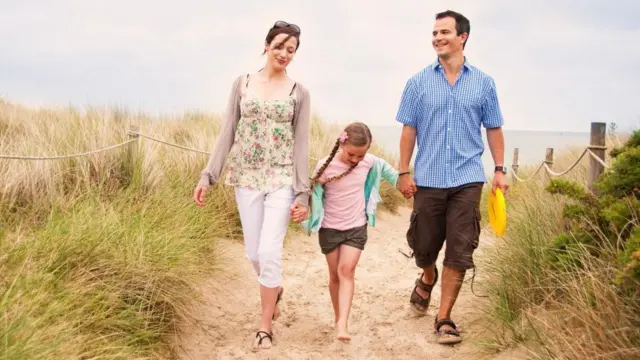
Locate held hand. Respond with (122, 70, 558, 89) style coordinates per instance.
(290, 203, 308, 223)
(492, 172, 509, 195)
(397, 175, 417, 199)
(193, 185, 208, 207)
(294, 205, 309, 223)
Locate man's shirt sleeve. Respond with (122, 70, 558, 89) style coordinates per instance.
(396, 78, 421, 127)
(481, 77, 504, 129)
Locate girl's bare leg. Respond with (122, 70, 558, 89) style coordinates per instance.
(324, 247, 341, 323)
(335, 244, 362, 342)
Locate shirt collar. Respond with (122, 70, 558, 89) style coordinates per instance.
(432, 56, 472, 72)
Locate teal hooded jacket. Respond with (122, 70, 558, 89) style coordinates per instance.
(300, 154, 399, 235)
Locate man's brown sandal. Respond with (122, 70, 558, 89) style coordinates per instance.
(409, 266, 439, 315)
(434, 317, 462, 345)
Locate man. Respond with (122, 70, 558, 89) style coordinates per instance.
(395, 10, 509, 345)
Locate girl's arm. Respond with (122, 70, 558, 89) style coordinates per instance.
(378, 157, 400, 187)
(198, 75, 243, 188)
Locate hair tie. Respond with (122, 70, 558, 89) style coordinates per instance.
(338, 131, 348, 143)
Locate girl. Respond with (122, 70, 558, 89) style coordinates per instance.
(298, 122, 402, 342)
(193, 20, 311, 351)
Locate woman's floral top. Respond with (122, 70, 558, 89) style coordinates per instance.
(224, 86, 296, 192)
(198, 74, 311, 208)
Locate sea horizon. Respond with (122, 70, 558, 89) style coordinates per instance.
(366, 125, 593, 175)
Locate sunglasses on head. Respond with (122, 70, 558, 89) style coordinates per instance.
(272, 21, 301, 35)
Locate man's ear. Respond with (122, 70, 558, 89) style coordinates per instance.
(460, 33, 468, 46)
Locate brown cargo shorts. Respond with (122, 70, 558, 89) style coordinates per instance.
(318, 224, 368, 255)
(406, 182, 483, 270)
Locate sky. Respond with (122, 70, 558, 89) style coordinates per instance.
(1, 0, 639, 132)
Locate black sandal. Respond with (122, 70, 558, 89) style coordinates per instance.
(253, 331, 273, 350)
(434, 317, 462, 345)
(409, 266, 439, 315)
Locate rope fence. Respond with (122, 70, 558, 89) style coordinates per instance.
(512, 146, 609, 182)
(510, 122, 610, 192)
(0, 139, 138, 160)
(128, 130, 211, 155)
(0, 126, 321, 162)
(1, 122, 611, 192)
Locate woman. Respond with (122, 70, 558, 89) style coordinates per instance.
(192, 21, 311, 351)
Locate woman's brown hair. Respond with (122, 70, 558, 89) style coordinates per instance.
(310, 122, 373, 189)
(263, 21, 301, 54)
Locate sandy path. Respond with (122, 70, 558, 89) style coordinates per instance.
(176, 206, 506, 360)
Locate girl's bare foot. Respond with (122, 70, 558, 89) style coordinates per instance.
(335, 320, 351, 342)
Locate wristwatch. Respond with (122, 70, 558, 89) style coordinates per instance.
(494, 165, 507, 174)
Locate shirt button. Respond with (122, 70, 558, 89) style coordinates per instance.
(448, 128, 451, 131)
(448, 109, 452, 113)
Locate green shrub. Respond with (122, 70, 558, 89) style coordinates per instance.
(544, 132, 640, 295)
(481, 129, 640, 360)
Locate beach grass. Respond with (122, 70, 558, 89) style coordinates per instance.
(478, 131, 640, 360)
(0, 98, 406, 359)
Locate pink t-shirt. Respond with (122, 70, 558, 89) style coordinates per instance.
(314, 153, 375, 231)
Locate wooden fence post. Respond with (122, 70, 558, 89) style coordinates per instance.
(512, 148, 519, 184)
(545, 148, 554, 168)
(127, 124, 139, 180)
(544, 148, 553, 180)
(587, 122, 607, 193)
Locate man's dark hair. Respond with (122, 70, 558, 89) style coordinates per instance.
(435, 10, 471, 49)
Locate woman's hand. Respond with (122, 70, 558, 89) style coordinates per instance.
(193, 185, 208, 207)
(289, 203, 308, 223)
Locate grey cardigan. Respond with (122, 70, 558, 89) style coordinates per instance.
(198, 74, 312, 208)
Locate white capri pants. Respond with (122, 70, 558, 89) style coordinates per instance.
(234, 186, 294, 288)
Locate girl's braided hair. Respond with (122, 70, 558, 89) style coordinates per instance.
(310, 122, 372, 189)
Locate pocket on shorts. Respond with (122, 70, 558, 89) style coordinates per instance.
(471, 207, 481, 249)
(406, 210, 418, 250)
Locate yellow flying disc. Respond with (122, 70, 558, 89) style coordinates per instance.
(488, 188, 507, 236)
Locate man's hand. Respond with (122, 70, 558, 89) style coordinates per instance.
(398, 174, 417, 199)
(398, 125, 417, 199)
(492, 171, 509, 195)
(486, 127, 507, 195)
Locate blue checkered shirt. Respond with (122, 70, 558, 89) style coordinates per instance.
(395, 58, 504, 189)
